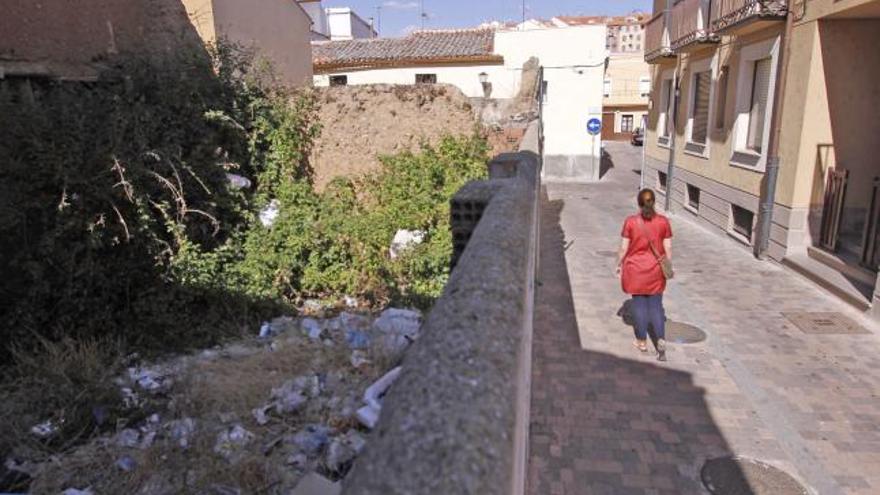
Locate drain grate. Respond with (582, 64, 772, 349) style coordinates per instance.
(783, 312, 870, 335)
(701, 456, 808, 495)
(666, 321, 707, 344)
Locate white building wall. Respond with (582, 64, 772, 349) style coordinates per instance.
(326, 8, 375, 40)
(495, 25, 607, 180)
(315, 64, 514, 98)
(300, 1, 329, 38)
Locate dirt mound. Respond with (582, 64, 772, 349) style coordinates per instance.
(310, 84, 479, 190)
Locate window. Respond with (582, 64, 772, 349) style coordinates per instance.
(329, 75, 348, 86)
(730, 38, 778, 170)
(621, 114, 634, 133)
(747, 58, 772, 153)
(604, 78, 612, 97)
(658, 76, 674, 140)
(686, 184, 701, 211)
(658, 171, 668, 192)
(731, 205, 755, 243)
(415, 73, 437, 84)
(690, 70, 712, 144)
(639, 77, 651, 97)
(715, 65, 729, 130)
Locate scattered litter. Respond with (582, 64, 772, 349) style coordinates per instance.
(121, 387, 142, 408)
(128, 366, 172, 393)
(166, 418, 196, 449)
(115, 455, 137, 472)
(326, 431, 367, 473)
(252, 404, 272, 426)
(225, 173, 252, 189)
(345, 330, 370, 350)
(286, 452, 309, 469)
(115, 428, 140, 448)
(389, 229, 425, 259)
(272, 383, 308, 415)
(357, 366, 403, 429)
(259, 322, 272, 339)
(30, 420, 58, 439)
(287, 424, 331, 457)
(350, 350, 371, 368)
(140, 431, 157, 449)
(261, 435, 285, 456)
(301, 318, 323, 340)
(214, 425, 254, 460)
(259, 199, 280, 227)
(343, 295, 358, 308)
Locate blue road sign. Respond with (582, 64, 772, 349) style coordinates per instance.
(587, 118, 602, 135)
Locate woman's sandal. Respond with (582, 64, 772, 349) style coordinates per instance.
(656, 339, 667, 361)
(633, 340, 648, 353)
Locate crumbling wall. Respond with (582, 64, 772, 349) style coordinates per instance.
(310, 84, 479, 190)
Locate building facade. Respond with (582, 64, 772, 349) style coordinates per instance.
(313, 25, 607, 182)
(643, 0, 880, 318)
(182, 0, 313, 85)
(602, 52, 651, 141)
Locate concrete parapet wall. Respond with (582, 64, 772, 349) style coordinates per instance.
(342, 121, 542, 495)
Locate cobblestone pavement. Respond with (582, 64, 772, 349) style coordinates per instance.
(527, 143, 880, 495)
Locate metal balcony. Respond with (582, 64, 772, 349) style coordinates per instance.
(644, 11, 674, 63)
(710, 0, 787, 34)
(669, 0, 718, 52)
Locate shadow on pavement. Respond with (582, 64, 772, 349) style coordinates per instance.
(527, 188, 753, 495)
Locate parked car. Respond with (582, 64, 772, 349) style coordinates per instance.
(630, 128, 644, 146)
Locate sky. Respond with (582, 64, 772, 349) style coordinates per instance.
(322, 0, 652, 37)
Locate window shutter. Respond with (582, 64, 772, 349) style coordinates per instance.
(691, 71, 711, 144)
(747, 58, 772, 153)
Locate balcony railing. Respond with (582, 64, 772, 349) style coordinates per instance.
(669, 0, 717, 51)
(644, 12, 674, 63)
(710, 0, 787, 33)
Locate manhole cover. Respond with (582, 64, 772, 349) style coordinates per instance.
(782, 312, 870, 335)
(595, 250, 617, 257)
(666, 321, 706, 344)
(701, 457, 808, 495)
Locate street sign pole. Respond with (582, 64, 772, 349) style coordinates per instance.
(586, 117, 602, 180)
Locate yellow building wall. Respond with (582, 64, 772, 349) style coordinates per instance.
(210, 0, 313, 86)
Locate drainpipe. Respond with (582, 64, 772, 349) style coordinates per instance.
(754, 8, 795, 259)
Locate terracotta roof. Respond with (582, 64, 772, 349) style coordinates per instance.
(312, 29, 502, 72)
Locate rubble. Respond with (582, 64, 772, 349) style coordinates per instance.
(114, 428, 141, 448)
(287, 424, 331, 457)
(259, 199, 280, 227)
(115, 455, 137, 472)
(30, 420, 58, 439)
(166, 418, 196, 449)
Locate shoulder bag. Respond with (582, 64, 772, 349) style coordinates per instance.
(638, 217, 674, 280)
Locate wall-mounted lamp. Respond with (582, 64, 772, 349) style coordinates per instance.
(478, 72, 492, 98)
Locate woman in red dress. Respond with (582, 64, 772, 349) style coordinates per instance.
(615, 189, 672, 361)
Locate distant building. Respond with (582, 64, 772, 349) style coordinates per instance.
(313, 24, 608, 182)
(326, 7, 377, 40)
(552, 12, 649, 53)
(299, 1, 376, 41)
(602, 52, 650, 141)
(298, 0, 331, 41)
(182, 0, 313, 85)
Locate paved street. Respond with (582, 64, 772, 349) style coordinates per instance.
(527, 142, 880, 495)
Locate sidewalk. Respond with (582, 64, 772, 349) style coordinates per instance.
(527, 143, 880, 495)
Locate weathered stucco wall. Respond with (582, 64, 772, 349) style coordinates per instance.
(0, 0, 204, 79)
(211, 0, 313, 85)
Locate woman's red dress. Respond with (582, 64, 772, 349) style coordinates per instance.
(621, 213, 672, 295)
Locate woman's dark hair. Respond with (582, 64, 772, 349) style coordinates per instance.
(637, 188, 656, 219)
